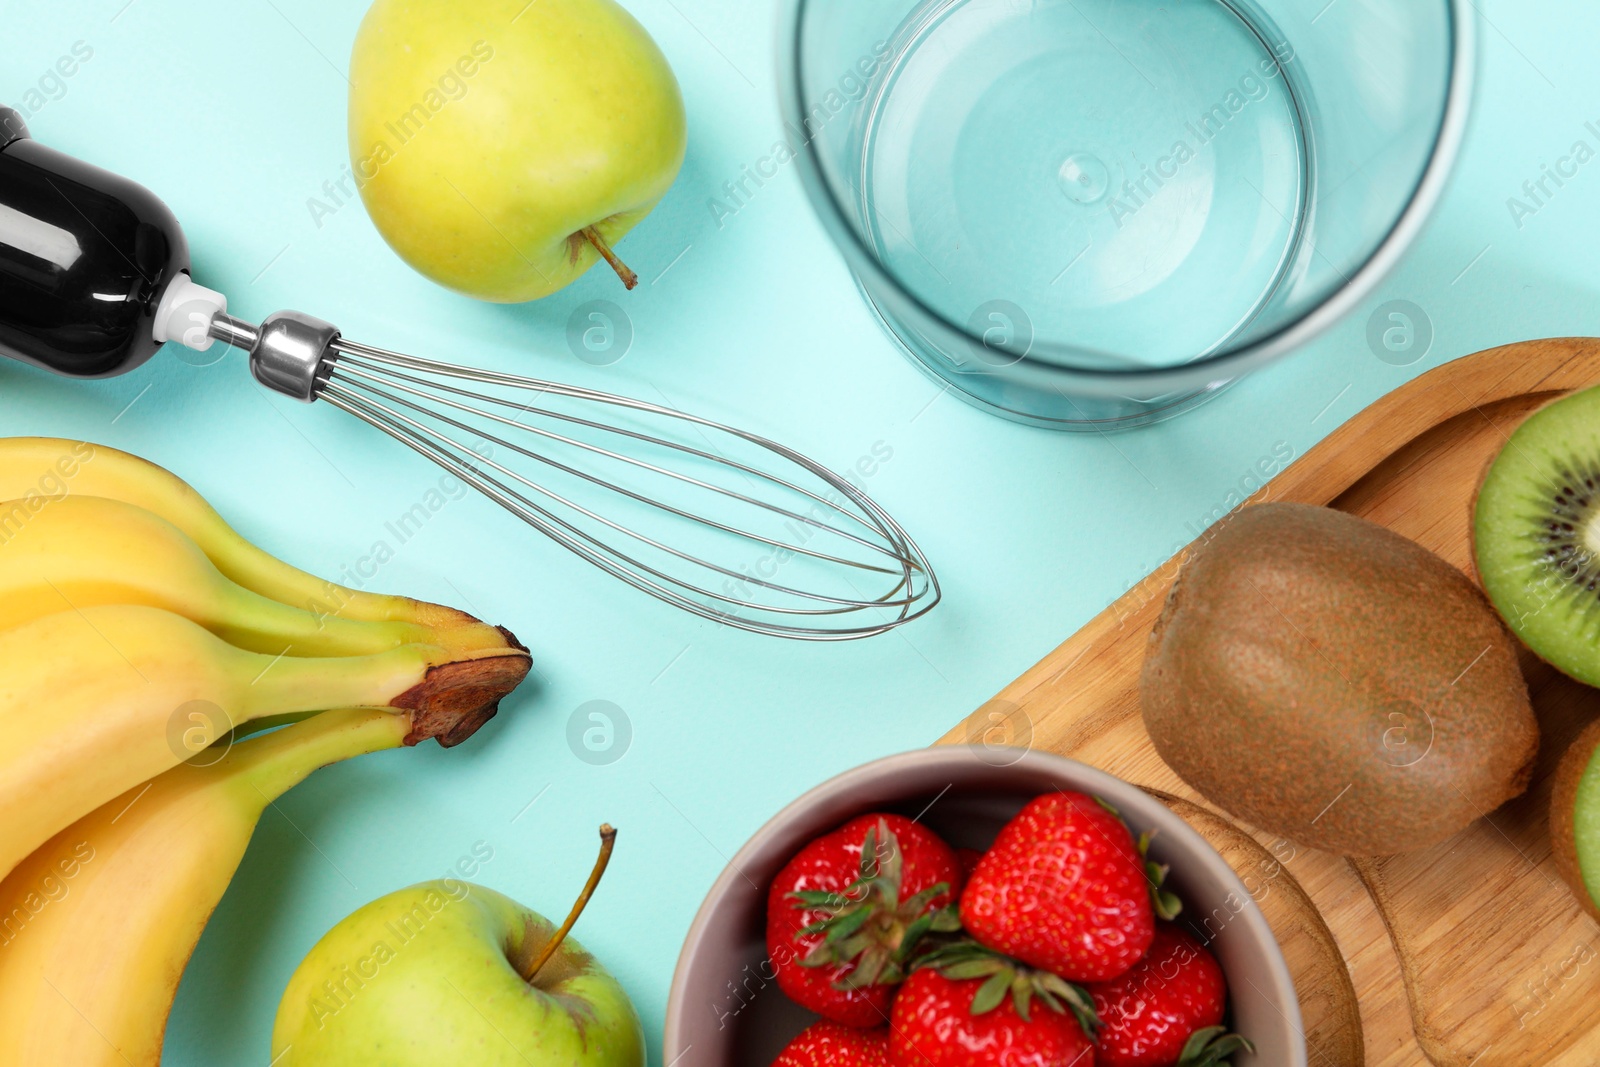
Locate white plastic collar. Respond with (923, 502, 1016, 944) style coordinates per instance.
(153, 274, 228, 352)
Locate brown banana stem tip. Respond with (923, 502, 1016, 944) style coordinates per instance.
(393, 646, 532, 748)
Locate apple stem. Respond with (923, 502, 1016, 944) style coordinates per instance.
(582, 227, 639, 291)
(522, 824, 618, 983)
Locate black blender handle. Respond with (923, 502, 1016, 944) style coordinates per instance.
(0, 106, 190, 378)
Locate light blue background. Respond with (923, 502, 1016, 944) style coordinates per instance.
(4, 1, 1597, 1062)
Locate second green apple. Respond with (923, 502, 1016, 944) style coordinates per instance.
(349, 0, 687, 301)
(271, 828, 643, 1066)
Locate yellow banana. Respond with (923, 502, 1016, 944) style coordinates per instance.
(0, 494, 455, 657)
(0, 707, 415, 1066)
(0, 438, 509, 655)
(0, 605, 528, 885)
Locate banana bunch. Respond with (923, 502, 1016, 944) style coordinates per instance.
(0, 708, 413, 1065)
(0, 437, 532, 1065)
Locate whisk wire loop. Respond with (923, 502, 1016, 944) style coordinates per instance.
(328, 352, 902, 572)
(319, 375, 918, 614)
(310, 337, 939, 640)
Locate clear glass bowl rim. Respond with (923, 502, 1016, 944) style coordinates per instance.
(776, 0, 1477, 392)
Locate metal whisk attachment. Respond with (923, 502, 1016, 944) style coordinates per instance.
(207, 310, 939, 640)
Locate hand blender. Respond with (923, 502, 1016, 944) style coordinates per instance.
(0, 109, 938, 640)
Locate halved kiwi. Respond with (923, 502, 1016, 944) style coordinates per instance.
(1474, 385, 1600, 687)
(1552, 721, 1600, 919)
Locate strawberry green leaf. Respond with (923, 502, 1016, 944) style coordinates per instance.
(902, 883, 951, 913)
(788, 822, 955, 991)
(857, 825, 880, 881)
(1039, 972, 1100, 1037)
(900, 902, 960, 959)
(1135, 830, 1184, 920)
(971, 970, 1012, 1016)
(860, 820, 905, 890)
(921, 939, 1101, 1036)
(1177, 1025, 1257, 1066)
(1011, 974, 1035, 1023)
(823, 906, 873, 944)
(1153, 885, 1184, 922)
(847, 949, 889, 988)
(940, 959, 1006, 980)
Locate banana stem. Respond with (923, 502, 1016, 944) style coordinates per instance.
(582, 228, 639, 290)
(220, 710, 318, 745)
(216, 582, 443, 659)
(521, 824, 617, 983)
(220, 709, 411, 803)
(242, 643, 433, 722)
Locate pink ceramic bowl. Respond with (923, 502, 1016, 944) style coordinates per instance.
(664, 747, 1306, 1065)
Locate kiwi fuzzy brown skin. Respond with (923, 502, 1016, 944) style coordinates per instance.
(1551, 720, 1600, 921)
(1141, 502, 1539, 857)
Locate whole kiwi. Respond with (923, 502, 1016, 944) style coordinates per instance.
(1141, 502, 1538, 856)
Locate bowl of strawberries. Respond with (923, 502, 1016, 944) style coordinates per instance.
(664, 747, 1304, 1066)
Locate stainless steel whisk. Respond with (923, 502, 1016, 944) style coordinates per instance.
(0, 109, 938, 639)
(210, 310, 940, 641)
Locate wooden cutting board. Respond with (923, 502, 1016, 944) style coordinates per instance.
(937, 338, 1600, 1067)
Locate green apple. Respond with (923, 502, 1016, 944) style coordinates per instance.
(272, 827, 642, 1065)
(349, 0, 687, 301)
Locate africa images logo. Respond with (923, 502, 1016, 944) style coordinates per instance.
(1505, 121, 1600, 230)
(1104, 41, 1296, 229)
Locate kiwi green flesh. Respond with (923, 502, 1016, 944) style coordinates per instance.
(1554, 720, 1600, 918)
(1475, 384, 1600, 688)
(1574, 748, 1600, 908)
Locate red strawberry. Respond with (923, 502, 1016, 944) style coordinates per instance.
(889, 968, 1096, 1067)
(774, 1022, 892, 1067)
(960, 792, 1171, 983)
(768, 814, 963, 1028)
(1088, 926, 1253, 1067)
